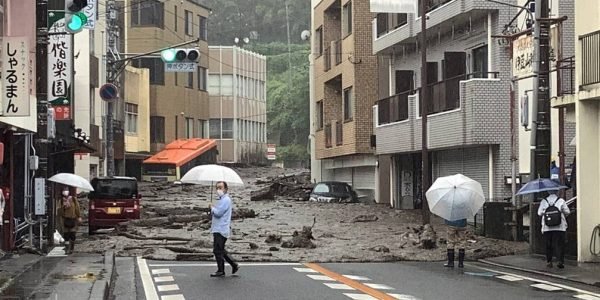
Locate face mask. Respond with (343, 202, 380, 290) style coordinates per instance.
(62, 190, 69, 197)
(217, 190, 225, 197)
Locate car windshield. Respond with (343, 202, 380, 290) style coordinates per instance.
(313, 183, 330, 193)
(313, 183, 350, 194)
(90, 179, 138, 200)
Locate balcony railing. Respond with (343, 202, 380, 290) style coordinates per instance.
(336, 121, 343, 146)
(556, 56, 575, 96)
(377, 91, 410, 125)
(325, 124, 332, 148)
(324, 46, 331, 71)
(376, 13, 408, 38)
(580, 30, 600, 87)
(419, 72, 499, 116)
(418, 0, 455, 16)
(334, 40, 342, 65)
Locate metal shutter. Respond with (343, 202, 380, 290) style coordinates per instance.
(352, 166, 376, 190)
(434, 147, 489, 199)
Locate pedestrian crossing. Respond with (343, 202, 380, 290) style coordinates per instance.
(150, 268, 185, 300)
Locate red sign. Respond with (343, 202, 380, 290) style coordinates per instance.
(54, 105, 71, 120)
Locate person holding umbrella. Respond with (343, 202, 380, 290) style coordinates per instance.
(209, 181, 239, 277)
(444, 218, 467, 268)
(537, 191, 570, 268)
(58, 186, 82, 254)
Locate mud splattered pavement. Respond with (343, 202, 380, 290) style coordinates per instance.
(76, 167, 528, 262)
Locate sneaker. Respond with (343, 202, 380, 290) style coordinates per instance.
(546, 262, 553, 268)
(210, 271, 225, 277)
(557, 263, 564, 269)
(232, 264, 239, 274)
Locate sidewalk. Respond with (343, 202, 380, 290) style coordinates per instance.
(0, 249, 115, 300)
(480, 254, 600, 287)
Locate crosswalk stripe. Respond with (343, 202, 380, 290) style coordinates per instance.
(157, 284, 180, 292)
(343, 275, 371, 281)
(294, 267, 318, 273)
(161, 295, 185, 300)
(574, 295, 600, 300)
(364, 283, 394, 290)
(388, 294, 422, 300)
(152, 269, 171, 275)
(497, 275, 524, 282)
(154, 276, 175, 283)
(531, 283, 563, 291)
(307, 274, 335, 281)
(324, 283, 356, 290)
(344, 293, 378, 300)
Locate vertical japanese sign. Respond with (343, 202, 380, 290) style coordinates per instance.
(47, 11, 72, 120)
(512, 26, 559, 79)
(83, 0, 97, 29)
(1, 37, 30, 116)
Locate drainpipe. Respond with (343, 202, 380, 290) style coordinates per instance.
(510, 82, 518, 241)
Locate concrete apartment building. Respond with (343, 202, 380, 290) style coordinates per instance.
(310, 0, 379, 201)
(372, 0, 518, 208)
(123, 0, 211, 154)
(208, 46, 267, 163)
(552, 0, 600, 262)
(123, 66, 151, 179)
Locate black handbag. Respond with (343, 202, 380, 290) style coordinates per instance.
(63, 217, 77, 229)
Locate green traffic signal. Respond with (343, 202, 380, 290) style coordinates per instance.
(161, 49, 177, 62)
(66, 12, 87, 32)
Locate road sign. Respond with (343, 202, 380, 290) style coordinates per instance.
(99, 83, 119, 101)
(165, 62, 197, 72)
(267, 144, 276, 160)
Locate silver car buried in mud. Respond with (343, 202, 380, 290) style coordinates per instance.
(308, 181, 359, 203)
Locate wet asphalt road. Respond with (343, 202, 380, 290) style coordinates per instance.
(125, 259, 600, 300)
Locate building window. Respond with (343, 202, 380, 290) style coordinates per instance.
(209, 119, 221, 139)
(208, 74, 234, 96)
(126, 103, 138, 134)
(342, 2, 352, 37)
(199, 16, 208, 40)
(150, 116, 165, 143)
(317, 101, 324, 129)
(197, 120, 206, 138)
(132, 58, 164, 85)
(90, 87, 96, 125)
(185, 10, 193, 36)
(343, 87, 353, 121)
(222, 119, 233, 139)
(315, 27, 323, 57)
(222, 75, 234, 96)
(185, 118, 194, 138)
(174, 5, 178, 31)
(208, 74, 220, 95)
(197, 67, 207, 90)
(131, 0, 164, 28)
(187, 72, 194, 88)
(174, 73, 178, 86)
(472, 45, 488, 78)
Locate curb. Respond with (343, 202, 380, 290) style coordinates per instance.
(89, 251, 116, 300)
(478, 259, 598, 287)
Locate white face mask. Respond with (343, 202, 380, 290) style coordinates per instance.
(62, 190, 69, 197)
(217, 190, 225, 197)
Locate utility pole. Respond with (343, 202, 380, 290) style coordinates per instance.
(285, 2, 293, 108)
(420, 0, 430, 225)
(529, 0, 552, 250)
(105, 0, 119, 177)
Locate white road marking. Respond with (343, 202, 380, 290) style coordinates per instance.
(149, 262, 302, 267)
(324, 283, 356, 290)
(137, 257, 160, 300)
(157, 284, 180, 292)
(388, 294, 422, 300)
(364, 283, 394, 290)
(531, 283, 563, 291)
(343, 275, 371, 281)
(294, 267, 319, 273)
(307, 274, 334, 281)
(476, 265, 600, 297)
(575, 295, 600, 300)
(152, 269, 171, 275)
(154, 276, 175, 283)
(47, 247, 67, 257)
(497, 275, 524, 282)
(161, 295, 185, 300)
(343, 293, 378, 300)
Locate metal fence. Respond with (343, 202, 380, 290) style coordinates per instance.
(580, 30, 600, 87)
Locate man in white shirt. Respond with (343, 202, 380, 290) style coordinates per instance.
(537, 191, 570, 268)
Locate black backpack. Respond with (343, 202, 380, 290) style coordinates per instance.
(544, 199, 562, 227)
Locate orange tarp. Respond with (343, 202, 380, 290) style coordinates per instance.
(143, 139, 217, 167)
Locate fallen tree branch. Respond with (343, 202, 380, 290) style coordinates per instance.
(119, 232, 192, 241)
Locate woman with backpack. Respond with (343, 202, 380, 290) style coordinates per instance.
(537, 191, 570, 268)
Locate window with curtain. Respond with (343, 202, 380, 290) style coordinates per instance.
(131, 0, 164, 27)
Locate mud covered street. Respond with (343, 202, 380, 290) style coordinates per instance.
(76, 167, 527, 262)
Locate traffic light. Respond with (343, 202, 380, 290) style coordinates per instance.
(65, 0, 88, 33)
(160, 48, 200, 63)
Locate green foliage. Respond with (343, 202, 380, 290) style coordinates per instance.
(276, 144, 310, 162)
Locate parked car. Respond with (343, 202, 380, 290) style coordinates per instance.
(309, 181, 358, 203)
(88, 177, 141, 234)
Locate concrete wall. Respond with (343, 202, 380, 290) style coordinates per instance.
(124, 66, 151, 153)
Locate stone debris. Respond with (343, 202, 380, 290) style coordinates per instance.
(281, 226, 316, 249)
(250, 172, 313, 201)
(351, 214, 379, 223)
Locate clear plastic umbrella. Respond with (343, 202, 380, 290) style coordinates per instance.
(180, 164, 244, 186)
(426, 174, 485, 221)
(48, 173, 94, 191)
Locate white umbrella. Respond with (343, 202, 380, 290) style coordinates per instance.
(48, 173, 94, 192)
(426, 174, 485, 221)
(180, 164, 244, 186)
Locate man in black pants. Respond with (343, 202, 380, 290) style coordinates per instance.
(537, 191, 571, 268)
(209, 181, 239, 277)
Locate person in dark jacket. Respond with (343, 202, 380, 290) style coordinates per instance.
(444, 218, 467, 268)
